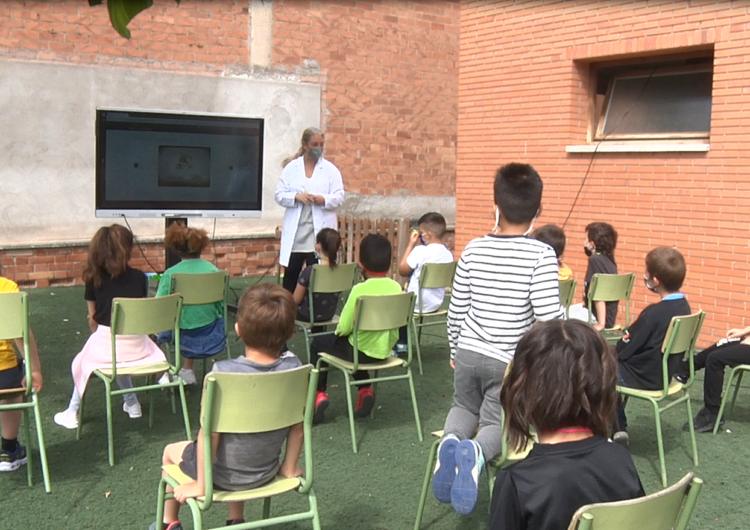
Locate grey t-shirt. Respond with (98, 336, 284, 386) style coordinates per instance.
(191, 352, 303, 491)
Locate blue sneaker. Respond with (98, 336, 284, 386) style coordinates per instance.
(0, 445, 27, 472)
(451, 439, 485, 515)
(432, 435, 459, 503)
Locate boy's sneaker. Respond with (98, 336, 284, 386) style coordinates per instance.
(395, 342, 408, 354)
(451, 439, 485, 515)
(149, 521, 183, 530)
(684, 407, 724, 433)
(226, 520, 245, 526)
(612, 431, 630, 448)
(313, 391, 329, 425)
(0, 445, 27, 472)
(123, 401, 142, 419)
(354, 387, 375, 418)
(432, 435, 459, 504)
(178, 368, 197, 385)
(158, 372, 172, 385)
(674, 372, 689, 385)
(54, 408, 79, 430)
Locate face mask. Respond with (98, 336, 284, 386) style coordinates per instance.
(309, 147, 323, 160)
(523, 214, 538, 237)
(584, 245, 593, 257)
(643, 275, 658, 293)
(493, 208, 500, 232)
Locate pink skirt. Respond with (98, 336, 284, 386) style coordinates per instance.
(71, 325, 167, 395)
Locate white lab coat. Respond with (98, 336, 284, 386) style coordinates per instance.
(275, 156, 345, 267)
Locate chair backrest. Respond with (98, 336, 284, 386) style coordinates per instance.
(0, 291, 27, 342)
(568, 473, 703, 530)
(309, 262, 359, 294)
(202, 365, 313, 434)
(111, 294, 183, 336)
(661, 311, 705, 356)
(170, 271, 228, 306)
(353, 292, 416, 333)
(588, 273, 635, 303)
(559, 279, 577, 312)
(419, 261, 457, 290)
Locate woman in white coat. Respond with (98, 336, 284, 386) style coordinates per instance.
(275, 127, 345, 293)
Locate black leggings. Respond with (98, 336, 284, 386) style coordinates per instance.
(282, 252, 317, 294)
(693, 340, 750, 412)
(309, 335, 372, 392)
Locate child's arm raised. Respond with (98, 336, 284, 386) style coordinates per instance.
(15, 330, 42, 392)
(398, 230, 422, 277)
(279, 422, 304, 478)
(174, 428, 220, 503)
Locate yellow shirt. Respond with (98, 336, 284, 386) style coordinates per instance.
(558, 263, 573, 282)
(0, 277, 20, 371)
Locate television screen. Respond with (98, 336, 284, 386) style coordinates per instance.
(95, 109, 264, 218)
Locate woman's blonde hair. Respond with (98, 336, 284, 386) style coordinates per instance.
(281, 127, 323, 167)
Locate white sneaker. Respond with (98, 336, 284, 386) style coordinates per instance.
(123, 401, 142, 419)
(157, 372, 171, 385)
(53, 409, 79, 430)
(179, 368, 197, 385)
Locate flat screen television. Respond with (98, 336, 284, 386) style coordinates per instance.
(95, 109, 264, 218)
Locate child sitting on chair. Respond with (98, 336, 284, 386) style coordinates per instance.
(612, 246, 690, 446)
(489, 320, 644, 530)
(395, 212, 454, 351)
(54, 225, 167, 430)
(151, 283, 304, 530)
(532, 224, 572, 281)
(0, 273, 43, 472)
(582, 222, 619, 330)
(293, 228, 343, 327)
(156, 222, 225, 385)
(308, 234, 402, 424)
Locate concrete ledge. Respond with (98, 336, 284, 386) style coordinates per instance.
(566, 143, 710, 153)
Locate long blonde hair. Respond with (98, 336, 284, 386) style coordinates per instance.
(282, 127, 323, 167)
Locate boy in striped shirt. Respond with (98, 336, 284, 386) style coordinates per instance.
(433, 163, 564, 515)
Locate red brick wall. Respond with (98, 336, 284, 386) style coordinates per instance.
(273, 0, 460, 196)
(458, 1, 750, 344)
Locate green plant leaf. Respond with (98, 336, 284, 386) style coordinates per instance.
(105, 0, 154, 39)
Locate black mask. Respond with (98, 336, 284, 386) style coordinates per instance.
(643, 276, 658, 293)
(584, 246, 593, 257)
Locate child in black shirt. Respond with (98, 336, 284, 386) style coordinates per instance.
(489, 320, 644, 530)
(583, 222, 618, 330)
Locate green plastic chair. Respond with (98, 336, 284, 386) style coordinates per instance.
(0, 292, 51, 492)
(77, 294, 192, 466)
(587, 273, 635, 344)
(414, 402, 537, 529)
(712, 360, 750, 434)
(316, 292, 423, 453)
(169, 271, 233, 373)
(618, 311, 705, 487)
(295, 263, 359, 363)
(155, 366, 322, 530)
(559, 278, 577, 318)
(412, 261, 457, 375)
(567, 472, 703, 530)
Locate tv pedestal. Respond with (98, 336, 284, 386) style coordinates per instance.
(165, 217, 186, 269)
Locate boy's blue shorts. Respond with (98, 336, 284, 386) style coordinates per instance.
(156, 318, 226, 359)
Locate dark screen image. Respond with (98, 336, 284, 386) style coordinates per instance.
(158, 146, 211, 188)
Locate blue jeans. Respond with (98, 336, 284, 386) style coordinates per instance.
(157, 318, 226, 359)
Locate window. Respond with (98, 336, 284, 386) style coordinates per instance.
(592, 52, 713, 141)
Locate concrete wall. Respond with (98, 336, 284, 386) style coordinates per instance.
(0, 60, 320, 246)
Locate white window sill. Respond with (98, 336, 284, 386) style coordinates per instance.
(566, 143, 710, 153)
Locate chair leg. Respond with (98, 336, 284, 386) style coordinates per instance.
(309, 488, 322, 530)
(684, 394, 699, 466)
(186, 497, 204, 530)
(32, 397, 51, 493)
(177, 382, 192, 441)
(149, 385, 155, 429)
(651, 400, 667, 488)
(728, 370, 744, 419)
(407, 369, 423, 442)
(76, 389, 86, 441)
(155, 477, 168, 529)
(22, 405, 32, 487)
(262, 497, 271, 519)
(343, 371, 358, 453)
(414, 438, 440, 530)
(104, 381, 115, 466)
(304, 327, 312, 364)
(412, 319, 423, 376)
(714, 368, 739, 435)
(371, 374, 379, 419)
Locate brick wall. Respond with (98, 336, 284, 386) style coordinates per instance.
(458, 1, 750, 345)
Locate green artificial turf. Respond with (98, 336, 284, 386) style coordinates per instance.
(0, 280, 747, 529)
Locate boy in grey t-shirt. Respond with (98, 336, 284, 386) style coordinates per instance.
(151, 283, 304, 530)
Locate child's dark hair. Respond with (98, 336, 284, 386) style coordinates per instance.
(316, 228, 341, 270)
(359, 234, 391, 274)
(585, 222, 618, 258)
(532, 224, 566, 259)
(418, 212, 447, 239)
(83, 225, 134, 289)
(236, 283, 296, 354)
(493, 163, 543, 225)
(165, 222, 210, 259)
(646, 246, 686, 292)
(501, 320, 618, 452)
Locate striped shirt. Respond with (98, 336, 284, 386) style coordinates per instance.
(447, 235, 564, 363)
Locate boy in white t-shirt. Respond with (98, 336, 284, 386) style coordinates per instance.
(395, 212, 454, 350)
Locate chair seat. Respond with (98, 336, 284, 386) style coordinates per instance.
(163, 465, 301, 503)
(296, 316, 340, 329)
(318, 352, 405, 371)
(618, 380, 684, 399)
(96, 361, 172, 377)
(416, 309, 448, 319)
(0, 386, 26, 397)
